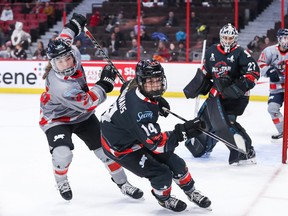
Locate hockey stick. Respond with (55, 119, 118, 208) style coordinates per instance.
(194, 39, 207, 117)
(84, 26, 126, 84)
(162, 107, 247, 154)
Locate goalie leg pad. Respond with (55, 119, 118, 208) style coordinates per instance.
(185, 102, 217, 157)
(183, 68, 213, 99)
(206, 97, 248, 163)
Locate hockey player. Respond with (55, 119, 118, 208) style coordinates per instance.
(183, 23, 260, 165)
(100, 59, 211, 212)
(39, 13, 143, 201)
(258, 28, 288, 141)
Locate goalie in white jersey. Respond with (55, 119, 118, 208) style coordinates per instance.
(258, 28, 288, 140)
(39, 13, 143, 201)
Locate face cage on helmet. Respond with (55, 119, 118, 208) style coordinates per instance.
(220, 34, 238, 53)
(50, 50, 77, 76)
(278, 36, 288, 50)
(138, 75, 167, 99)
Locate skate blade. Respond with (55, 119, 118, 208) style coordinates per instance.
(271, 138, 283, 144)
(237, 158, 257, 166)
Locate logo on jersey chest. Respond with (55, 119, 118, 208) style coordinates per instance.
(212, 61, 231, 78)
(137, 111, 153, 122)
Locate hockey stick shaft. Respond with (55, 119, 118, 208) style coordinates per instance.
(194, 39, 207, 117)
(162, 107, 246, 154)
(84, 27, 126, 84)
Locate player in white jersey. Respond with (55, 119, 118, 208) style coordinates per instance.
(39, 13, 143, 201)
(258, 29, 288, 140)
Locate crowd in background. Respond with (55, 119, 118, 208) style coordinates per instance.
(0, 0, 278, 62)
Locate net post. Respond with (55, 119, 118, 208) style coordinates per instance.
(282, 60, 288, 164)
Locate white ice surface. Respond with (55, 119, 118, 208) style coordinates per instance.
(0, 94, 288, 216)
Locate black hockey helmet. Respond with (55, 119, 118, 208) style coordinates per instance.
(135, 59, 167, 99)
(277, 28, 288, 50)
(46, 38, 79, 76)
(219, 23, 238, 53)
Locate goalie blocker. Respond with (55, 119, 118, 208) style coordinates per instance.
(185, 96, 252, 165)
(183, 68, 213, 99)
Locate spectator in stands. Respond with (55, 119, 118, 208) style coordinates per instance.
(89, 11, 101, 27)
(169, 42, 178, 61)
(190, 11, 201, 35)
(133, 19, 145, 36)
(11, 21, 31, 50)
(32, 41, 46, 60)
(106, 32, 120, 56)
(30, 1, 44, 15)
(247, 35, 261, 52)
(164, 11, 179, 27)
(176, 41, 186, 60)
(0, 42, 12, 59)
(105, 14, 117, 33)
(259, 36, 272, 51)
(126, 38, 144, 59)
(22, 2, 32, 14)
(11, 43, 27, 60)
(43, 2, 55, 28)
(74, 32, 94, 53)
(113, 25, 126, 47)
(0, 3, 13, 21)
(74, 39, 86, 54)
(153, 40, 171, 62)
(139, 28, 151, 41)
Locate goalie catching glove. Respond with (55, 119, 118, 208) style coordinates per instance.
(173, 118, 204, 142)
(65, 13, 87, 36)
(96, 65, 116, 93)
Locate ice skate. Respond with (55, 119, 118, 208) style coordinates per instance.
(271, 132, 283, 143)
(186, 189, 212, 209)
(57, 179, 72, 201)
(152, 190, 187, 212)
(238, 148, 257, 165)
(117, 181, 144, 199)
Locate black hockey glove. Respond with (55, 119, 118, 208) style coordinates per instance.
(173, 118, 203, 142)
(221, 83, 245, 99)
(214, 74, 232, 92)
(96, 65, 116, 93)
(266, 66, 280, 82)
(65, 13, 87, 36)
(157, 96, 170, 117)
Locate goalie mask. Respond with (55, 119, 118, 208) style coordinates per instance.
(136, 59, 167, 99)
(219, 23, 238, 53)
(277, 28, 288, 50)
(46, 39, 79, 76)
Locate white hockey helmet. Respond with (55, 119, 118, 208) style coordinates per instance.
(277, 28, 288, 50)
(219, 23, 238, 53)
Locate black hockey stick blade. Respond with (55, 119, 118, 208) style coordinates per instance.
(162, 107, 247, 154)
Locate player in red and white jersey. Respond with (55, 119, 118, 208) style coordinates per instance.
(258, 28, 288, 140)
(39, 13, 143, 201)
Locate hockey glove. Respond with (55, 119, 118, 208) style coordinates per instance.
(65, 13, 87, 36)
(96, 65, 116, 93)
(157, 96, 170, 117)
(221, 83, 245, 99)
(173, 118, 203, 142)
(266, 66, 280, 82)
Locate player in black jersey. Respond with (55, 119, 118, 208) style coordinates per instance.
(100, 59, 211, 212)
(184, 23, 260, 165)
